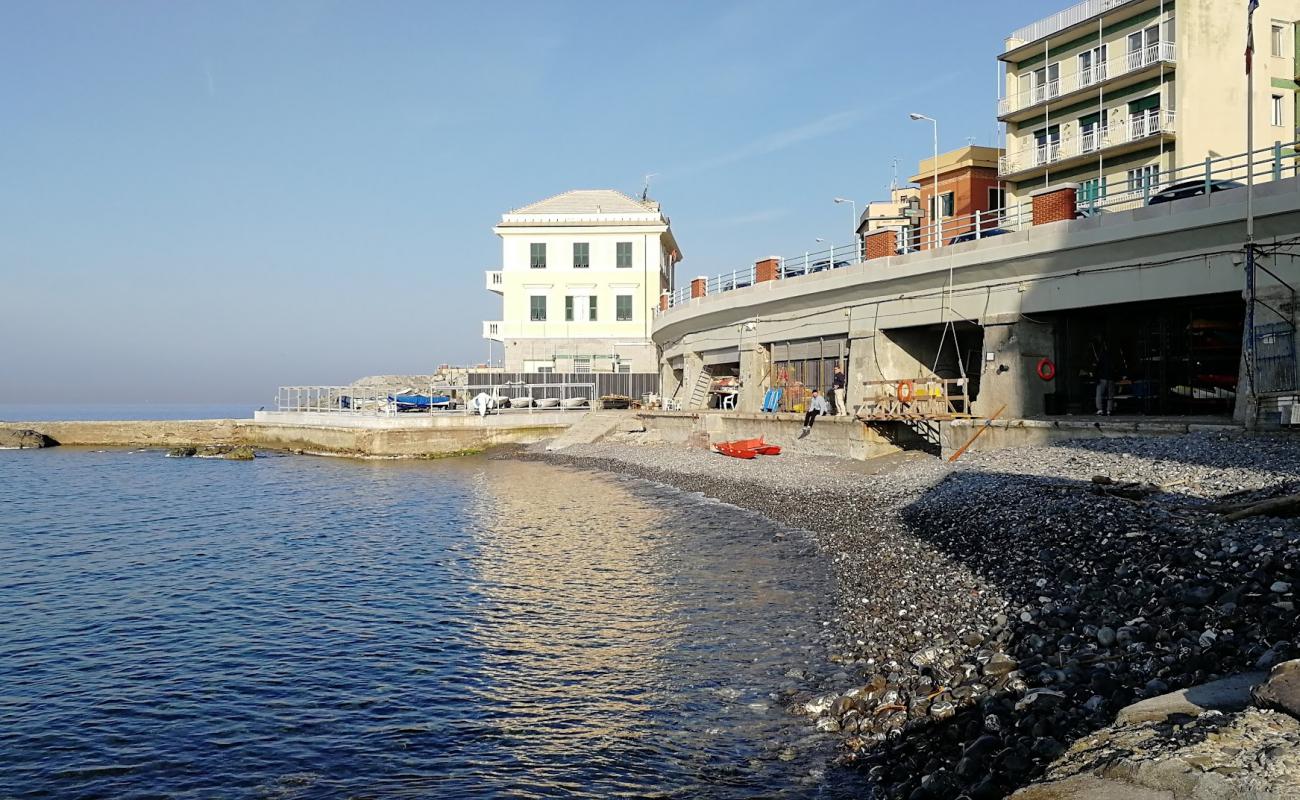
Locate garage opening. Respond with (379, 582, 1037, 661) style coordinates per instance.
(1048, 294, 1243, 416)
(877, 321, 984, 402)
(769, 336, 848, 412)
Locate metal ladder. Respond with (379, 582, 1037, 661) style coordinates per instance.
(687, 366, 714, 410)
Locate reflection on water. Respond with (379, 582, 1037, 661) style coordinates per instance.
(0, 449, 858, 799)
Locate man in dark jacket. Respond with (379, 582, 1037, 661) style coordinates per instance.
(832, 365, 848, 416)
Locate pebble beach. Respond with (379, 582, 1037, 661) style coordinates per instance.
(525, 432, 1300, 798)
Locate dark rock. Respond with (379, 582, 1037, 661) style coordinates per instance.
(196, 444, 255, 460)
(0, 428, 54, 449)
(1251, 659, 1300, 719)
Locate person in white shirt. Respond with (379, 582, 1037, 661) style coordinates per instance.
(799, 391, 831, 438)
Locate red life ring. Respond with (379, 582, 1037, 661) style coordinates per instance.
(897, 380, 915, 403)
(1037, 358, 1057, 381)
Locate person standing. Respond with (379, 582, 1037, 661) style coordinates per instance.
(799, 390, 830, 438)
(832, 365, 848, 416)
(1093, 341, 1114, 416)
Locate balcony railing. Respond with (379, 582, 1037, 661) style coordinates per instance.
(485, 270, 504, 292)
(998, 42, 1175, 116)
(999, 110, 1175, 175)
(1128, 108, 1175, 141)
(1007, 0, 1142, 50)
(1080, 125, 1109, 154)
(1035, 140, 1063, 167)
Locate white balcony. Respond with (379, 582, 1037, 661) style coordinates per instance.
(1128, 108, 1176, 141)
(998, 111, 1174, 177)
(998, 42, 1175, 117)
(485, 269, 504, 293)
(483, 320, 503, 341)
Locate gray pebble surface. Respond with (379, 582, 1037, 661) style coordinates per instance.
(517, 431, 1300, 798)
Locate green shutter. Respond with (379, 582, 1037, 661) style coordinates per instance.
(1128, 94, 1161, 114)
(588, 296, 597, 321)
(565, 296, 574, 321)
(1080, 111, 1101, 128)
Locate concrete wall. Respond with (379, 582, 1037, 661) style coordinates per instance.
(975, 316, 1058, 417)
(635, 412, 906, 461)
(939, 416, 1238, 458)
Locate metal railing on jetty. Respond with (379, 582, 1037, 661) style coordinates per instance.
(275, 382, 596, 415)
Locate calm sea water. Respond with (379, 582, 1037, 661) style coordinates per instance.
(0, 448, 855, 799)
(0, 404, 259, 422)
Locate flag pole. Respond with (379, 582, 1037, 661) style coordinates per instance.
(1245, 0, 1259, 424)
(1247, 0, 1256, 242)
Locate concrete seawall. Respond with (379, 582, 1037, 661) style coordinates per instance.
(0, 413, 574, 458)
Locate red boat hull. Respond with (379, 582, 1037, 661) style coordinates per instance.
(715, 438, 781, 458)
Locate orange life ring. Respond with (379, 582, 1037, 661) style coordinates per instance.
(1037, 358, 1057, 381)
(897, 380, 915, 403)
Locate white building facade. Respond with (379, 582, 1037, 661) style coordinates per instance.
(999, 0, 1300, 206)
(484, 190, 682, 374)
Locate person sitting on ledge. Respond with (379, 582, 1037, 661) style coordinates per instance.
(799, 391, 830, 438)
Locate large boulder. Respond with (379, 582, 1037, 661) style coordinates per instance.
(0, 428, 54, 449)
(1253, 659, 1300, 720)
(1116, 671, 1267, 725)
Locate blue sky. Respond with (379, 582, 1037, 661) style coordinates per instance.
(1, 0, 1067, 404)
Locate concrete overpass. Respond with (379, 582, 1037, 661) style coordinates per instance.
(654, 179, 1300, 424)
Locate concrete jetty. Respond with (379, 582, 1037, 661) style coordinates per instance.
(0, 411, 575, 457)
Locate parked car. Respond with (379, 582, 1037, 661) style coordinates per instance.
(948, 227, 1012, 245)
(808, 258, 853, 273)
(1146, 178, 1245, 205)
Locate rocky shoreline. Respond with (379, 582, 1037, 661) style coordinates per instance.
(521, 432, 1300, 798)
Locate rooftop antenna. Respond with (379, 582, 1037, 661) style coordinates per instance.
(641, 172, 658, 200)
(966, 136, 977, 146)
(889, 158, 899, 192)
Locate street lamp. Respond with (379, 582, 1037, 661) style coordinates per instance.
(834, 197, 858, 261)
(909, 113, 941, 248)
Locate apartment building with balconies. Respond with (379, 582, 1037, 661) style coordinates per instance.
(1000, 0, 1300, 207)
(483, 189, 682, 373)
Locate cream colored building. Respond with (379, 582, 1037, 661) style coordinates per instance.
(999, 0, 1300, 206)
(484, 190, 682, 373)
(858, 186, 922, 241)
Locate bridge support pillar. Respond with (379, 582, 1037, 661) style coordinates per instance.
(975, 315, 1056, 418)
(738, 345, 766, 413)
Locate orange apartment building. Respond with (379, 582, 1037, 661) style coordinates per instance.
(908, 145, 1006, 249)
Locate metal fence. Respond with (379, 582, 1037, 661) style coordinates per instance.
(1255, 322, 1297, 394)
(274, 382, 597, 415)
(468, 372, 659, 404)
(661, 137, 1300, 311)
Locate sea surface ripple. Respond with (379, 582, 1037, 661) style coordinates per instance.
(0, 448, 855, 799)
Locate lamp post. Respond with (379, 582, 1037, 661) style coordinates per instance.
(909, 113, 941, 248)
(834, 197, 858, 261)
